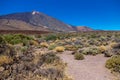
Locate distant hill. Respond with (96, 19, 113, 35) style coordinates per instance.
(75, 26, 93, 31)
(0, 11, 94, 32)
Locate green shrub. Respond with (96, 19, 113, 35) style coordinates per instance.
(82, 47, 100, 56)
(22, 39, 30, 46)
(74, 53, 84, 60)
(0, 36, 6, 44)
(3, 34, 33, 45)
(90, 34, 98, 38)
(105, 55, 120, 73)
(21, 46, 28, 52)
(10, 39, 22, 45)
(45, 34, 58, 41)
(48, 44, 57, 50)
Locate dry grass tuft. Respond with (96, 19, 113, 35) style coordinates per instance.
(0, 55, 13, 66)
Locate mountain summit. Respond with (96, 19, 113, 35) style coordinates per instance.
(32, 11, 40, 15)
(0, 11, 93, 32)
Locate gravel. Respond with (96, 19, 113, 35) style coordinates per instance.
(58, 51, 116, 80)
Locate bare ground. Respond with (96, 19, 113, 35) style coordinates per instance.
(58, 51, 117, 80)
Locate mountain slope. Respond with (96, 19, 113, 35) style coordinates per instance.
(75, 26, 93, 31)
(0, 19, 49, 31)
(0, 11, 74, 32)
(0, 11, 94, 32)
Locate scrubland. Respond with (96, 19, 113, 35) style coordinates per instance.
(0, 31, 120, 80)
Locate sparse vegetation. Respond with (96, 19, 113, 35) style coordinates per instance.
(81, 47, 100, 56)
(3, 34, 34, 45)
(65, 45, 78, 51)
(0, 36, 6, 44)
(48, 44, 57, 50)
(74, 53, 84, 60)
(105, 55, 120, 73)
(1, 31, 120, 79)
(40, 52, 60, 64)
(44, 34, 58, 41)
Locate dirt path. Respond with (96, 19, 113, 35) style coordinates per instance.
(58, 51, 116, 80)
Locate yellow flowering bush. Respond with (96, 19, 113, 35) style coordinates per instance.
(40, 42, 49, 48)
(55, 46, 65, 52)
(99, 45, 107, 52)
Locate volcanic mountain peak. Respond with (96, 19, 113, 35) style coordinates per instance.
(32, 11, 40, 15)
(0, 11, 94, 32)
(0, 11, 75, 32)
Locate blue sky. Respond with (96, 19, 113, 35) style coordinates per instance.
(0, 0, 120, 30)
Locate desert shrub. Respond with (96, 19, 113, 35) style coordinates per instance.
(71, 38, 76, 42)
(82, 47, 100, 56)
(10, 39, 22, 45)
(45, 68, 64, 80)
(74, 53, 84, 60)
(56, 41, 67, 46)
(84, 43, 90, 47)
(3, 34, 33, 45)
(104, 49, 113, 57)
(21, 46, 28, 52)
(112, 49, 120, 55)
(36, 35, 41, 38)
(48, 44, 57, 50)
(55, 39, 61, 43)
(16, 34, 33, 40)
(99, 45, 107, 53)
(65, 45, 78, 51)
(112, 43, 120, 49)
(74, 40, 83, 45)
(22, 39, 30, 46)
(30, 40, 39, 46)
(109, 42, 117, 48)
(109, 42, 120, 55)
(40, 53, 60, 64)
(87, 39, 98, 46)
(44, 34, 58, 41)
(0, 36, 6, 44)
(40, 42, 49, 48)
(0, 44, 16, 57)
(55, 46, 65, 52)
(0, 55, 13, 66)
(105, 55, 120, 73)
(75, 45, 83, 48)
(34, 68, 66, 80)
(3, 34, 13, 42)
(89, 34, 98, 38)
